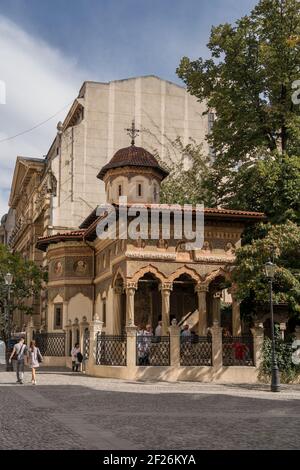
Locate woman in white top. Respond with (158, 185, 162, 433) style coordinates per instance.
(28, 340, 43, 385)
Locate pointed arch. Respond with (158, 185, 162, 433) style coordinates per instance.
(204, 267, 232, 285)
(168, 265, 203, 283)
(112, 267, 126, 286)
(131, 264, 167, 283)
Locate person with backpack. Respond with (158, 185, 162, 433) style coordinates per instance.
(27, 340, 43, 385)
(9, 336, 27, 384)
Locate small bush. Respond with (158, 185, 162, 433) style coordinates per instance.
(259, 328, 300, 383)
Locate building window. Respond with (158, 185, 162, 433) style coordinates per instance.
(137, 183, 143, 197)
(54, 304, 63, 329)
(102, 299, 106, 326)
(118, 184, 122, 196)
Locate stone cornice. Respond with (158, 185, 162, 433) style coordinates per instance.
(47, 279, 93, 287)
(125, 250, 177, 260)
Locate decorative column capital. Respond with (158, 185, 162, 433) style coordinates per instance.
(251, 320, 264, 338)
(125, 281, 138, 292)
(159, 282, 173, 292)
(195, 283, 209, 294)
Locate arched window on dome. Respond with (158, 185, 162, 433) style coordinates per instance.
(136, 182, 143, 198)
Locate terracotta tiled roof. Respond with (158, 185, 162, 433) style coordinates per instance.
(111, 203, 266, 219)
(36, 205, 266, 250)
(36, 230, 85, 250)
(97, 145, 169, 180)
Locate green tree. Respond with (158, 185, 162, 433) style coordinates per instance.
(178, 0, 300, 164)
(177, 0, 300, 209)
(220, 153, 300, 223)
(0, 244, 46, 354)
(159, 137, 214, 206)
(233, 221, 300, 315)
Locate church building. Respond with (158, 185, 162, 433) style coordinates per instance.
(34, 128, 267, 382)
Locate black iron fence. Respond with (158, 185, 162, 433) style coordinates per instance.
(136, 335, 170, 366)
(180, 335, 212, 366)
(96, 333, 127, 366)
(33, 332, 66, 357)
(222, 335, 254, 366)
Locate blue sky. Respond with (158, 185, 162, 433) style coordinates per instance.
(0, 0, 258, 215)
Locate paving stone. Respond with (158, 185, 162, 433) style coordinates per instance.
(0, 366, 299, 450)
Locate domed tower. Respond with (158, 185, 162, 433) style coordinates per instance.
(97, 122, 168, 204)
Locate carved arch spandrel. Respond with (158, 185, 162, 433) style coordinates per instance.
(168, 265, 203, 283)
(130, 264, 167, 283)
(48, 288, 65, 302)
(65, 285, 94, 302)
(204, 267, 232, 285)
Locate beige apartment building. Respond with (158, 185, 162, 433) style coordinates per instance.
(2, 75, 212, 329)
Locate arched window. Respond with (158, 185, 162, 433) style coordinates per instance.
(137, 183, 143, 197)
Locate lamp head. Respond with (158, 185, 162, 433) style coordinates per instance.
(264, 261, 276, 280)
(4, 272, 13, 285)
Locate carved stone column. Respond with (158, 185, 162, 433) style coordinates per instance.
(126, 325, 138, 367)
(232, 293, 242, 336)
(195, 283, 209, 336)
(113, 286, 123, 335)
(26, 316, 35, 345)
(250, 321, 264, 369)
(160, 282, 173, 335)
(125, 282, 137, 327)
(168, 324, 180, 366)
(210, 321, 223, 371)
(87, 314, 103, 373)
(79, 318, 88, 356)
(212, 292, 221, 325)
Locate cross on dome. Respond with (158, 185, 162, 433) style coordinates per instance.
(125, 120, 140, 146)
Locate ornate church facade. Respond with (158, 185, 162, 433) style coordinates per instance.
(34, 135, 267, 382)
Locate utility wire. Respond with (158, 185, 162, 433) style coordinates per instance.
(0, 101, 73, 144)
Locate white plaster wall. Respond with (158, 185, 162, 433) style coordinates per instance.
(67, 293, 93, 324)
(108, 174, 160, 204)
(50, 76, 209, 230)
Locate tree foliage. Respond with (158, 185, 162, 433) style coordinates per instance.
(159, 137, 214, 206)
(260, 326, 300, 383)
(219, 153, 300, 223)
(233, 221, 300, 314)
(177, 0, 300, 167)
(0, 244, 46, 342)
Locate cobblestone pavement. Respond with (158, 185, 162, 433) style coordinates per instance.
(0, 366, 300, 450)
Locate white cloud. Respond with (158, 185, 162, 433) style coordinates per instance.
(0, 15, 87, 216)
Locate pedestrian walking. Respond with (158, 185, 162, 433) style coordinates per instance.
(9, 336, 27, 384)
(143, 324, 153, 365)
(71, 343, 81, 371)
(27, 340, 43, 385)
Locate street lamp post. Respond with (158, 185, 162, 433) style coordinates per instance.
(264, 261, 280, 392)
(4, 272, 13, 371)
